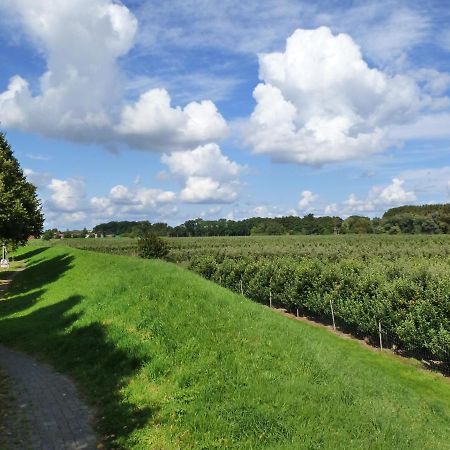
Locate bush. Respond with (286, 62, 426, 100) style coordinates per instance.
(137, 231, 169, 259)
(41, 230, 54, 241)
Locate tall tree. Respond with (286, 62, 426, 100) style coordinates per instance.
(0, 132, 44, 247)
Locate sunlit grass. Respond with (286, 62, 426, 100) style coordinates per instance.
(0, 245, 449, 449)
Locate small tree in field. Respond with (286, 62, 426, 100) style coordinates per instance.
(137, 230, 169, 259)
(41, 229, 55, 241)
(0, 132, 44, 247)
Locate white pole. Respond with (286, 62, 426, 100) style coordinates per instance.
(240, 278, 243, 295)
(329, 297, 336, 330)
(378, 321, 383, 351)
(1, 245, 9, 269)
(269, 290, 272, 308)
(296, 308, 299, 317)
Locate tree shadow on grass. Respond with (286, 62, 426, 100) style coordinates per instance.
(1, 249, 158, 447)
(0, 252, 75, 319)
(0, 295, 158, 449)
(0, 289, 46, 318)
(13, 246, 49, 261)
(6, 253, 75, 298)
(0, 269, 17, 281)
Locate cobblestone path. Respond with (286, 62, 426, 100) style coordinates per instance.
(0, 345, 97, 450)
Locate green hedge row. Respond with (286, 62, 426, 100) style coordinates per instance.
(189, 255, 450, 361)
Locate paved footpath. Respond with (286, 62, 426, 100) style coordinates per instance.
(0, 345, 97, 450)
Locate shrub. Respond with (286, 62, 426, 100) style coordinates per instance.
(41, 230, 54, 241)
(137, 231, 169, 259)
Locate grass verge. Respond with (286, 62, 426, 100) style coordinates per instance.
(0, 245, 449, 449)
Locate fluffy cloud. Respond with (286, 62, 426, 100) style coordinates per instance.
(375, 178, 416, 204)
(298, 190, 318, 210)
(0, 0, 136, 143)
(226, 204, 295, 221)
(162, 143, 241, 180)
(161, 143, 243, 203)
(41, 172, 177, 227)
(47, 177, 86, 212)
(245, 26, 444, 165)
(0, 0, 227, 150)
(324, 203, 338, 214)
(24, 168, 51, 189)
(117, 89, 227, 150)
(92, 184, 176, 215)
(179, 177, 238, 203)
(344, 178, 416, 213)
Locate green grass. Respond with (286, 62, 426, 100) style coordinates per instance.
(0, 245, 449, 449)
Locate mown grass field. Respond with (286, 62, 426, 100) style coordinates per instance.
(0, 244, 450, 449)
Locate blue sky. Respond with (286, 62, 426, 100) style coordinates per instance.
(1, 0, 449, 229)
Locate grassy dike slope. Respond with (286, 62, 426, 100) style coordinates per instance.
(0, 246, 449, 449)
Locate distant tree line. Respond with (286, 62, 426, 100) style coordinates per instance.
(83, 204, 450, 238)
(41, 204, 450, 239)
(380, 204, 450, 234)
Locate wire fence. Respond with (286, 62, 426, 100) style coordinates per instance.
(275, 296, 450, 376)
(223, 275, 450, 377)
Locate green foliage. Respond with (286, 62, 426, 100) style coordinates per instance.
(382, 204, 450, 234)
(2, 245, 450, 449)
(188, 251, 450, 360)
(342, 215, 373, 234)
(137, 231, 169, 259)
(92, 203, 450, 237)
(93, 220, 172, 237)
(41, 230, 55, 241)
(0, 132, 44, 246)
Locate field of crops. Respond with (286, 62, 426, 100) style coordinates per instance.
(44, 235, 450, 368)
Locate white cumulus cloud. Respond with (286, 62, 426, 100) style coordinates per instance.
(47, 177, 86, 212)
(0, 0, 227, 151)
(344, 178, 416, 213)
(245, 26, 442, 165)
(162, 143, 243, 203)
(0, 0, 136, 143)
(94, 184, 177, 214)
(298, 190, 318, 210)
(116, 89, 227, 150)
(375, 178, 416, 204)
(180, 177, 238, 203)
(161, 143, 241, 180)
(42, 174, 177, 227)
